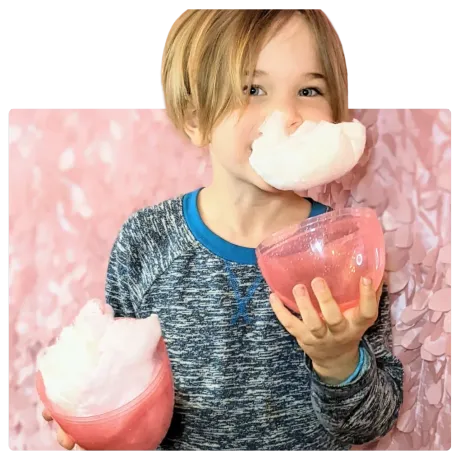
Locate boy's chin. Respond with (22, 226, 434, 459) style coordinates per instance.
(244, 165, 292, 194)
(250, 174, 284, 194)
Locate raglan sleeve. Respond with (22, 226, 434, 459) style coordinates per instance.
(105, 217, 144, 318)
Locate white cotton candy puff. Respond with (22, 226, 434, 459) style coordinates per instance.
(249, 111, 366, 192)
(37, 299, 162, 417)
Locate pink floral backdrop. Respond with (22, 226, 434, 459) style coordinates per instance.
(8, 109, 451, 450)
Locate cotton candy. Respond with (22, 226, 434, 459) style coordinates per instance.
(36, 299, 162, 417)
(249, 111, 366, 192)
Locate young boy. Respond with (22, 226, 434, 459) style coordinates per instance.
(44, 9, 403, 450)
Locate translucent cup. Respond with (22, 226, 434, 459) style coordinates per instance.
(256, 207, 385, 314)
(36, 338, 174, 450)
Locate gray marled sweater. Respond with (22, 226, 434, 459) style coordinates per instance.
(105, 188, 403, 450)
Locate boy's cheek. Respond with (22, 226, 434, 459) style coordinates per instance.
(210, 110, 265, 165)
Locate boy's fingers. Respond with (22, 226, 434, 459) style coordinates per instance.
(57, 426, 75, 450)
(355, 277, 379, 327)
(292, 285, 327, 338)
(269, 293, 304, 338)
(42, 404, 80, 450)
(311, 278, 347, 334)
(42, 408, 53, 422)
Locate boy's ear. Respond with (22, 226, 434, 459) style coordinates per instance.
(184, 108, 206, 147)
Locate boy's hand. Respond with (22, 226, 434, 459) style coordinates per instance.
(270, 277, 383, 384)
(42, 409, 80, 450)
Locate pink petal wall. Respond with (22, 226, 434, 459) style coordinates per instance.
(8, 109, 451, 450)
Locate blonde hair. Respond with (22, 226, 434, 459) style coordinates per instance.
(161, 10, 349, 144)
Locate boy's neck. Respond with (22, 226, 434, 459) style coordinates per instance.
(197, 180, 312, 249)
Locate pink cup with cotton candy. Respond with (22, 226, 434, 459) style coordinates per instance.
(36, 300, 175, 450)
(36, 338, 174, 450)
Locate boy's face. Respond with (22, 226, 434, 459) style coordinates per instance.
(209, 14, 334, 192)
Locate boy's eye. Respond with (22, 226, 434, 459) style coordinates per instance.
(299, 87, 322, 97)
(243, 86, 323, 97)
(243, 85, 266, 96)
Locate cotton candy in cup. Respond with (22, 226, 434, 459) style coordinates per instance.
(36, 339, 174, 450)
(36, 299, 175, 450)
(256, 207, 385, 314)
(249, 111, 367, 192)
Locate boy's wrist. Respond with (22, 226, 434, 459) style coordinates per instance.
(311, 346, 360, 385)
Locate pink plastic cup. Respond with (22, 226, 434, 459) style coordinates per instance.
(256, 207, 385, 314)
(36, 338, 174, 451)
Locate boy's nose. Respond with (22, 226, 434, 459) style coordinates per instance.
(268, 104, 303, 136)
(285, 115, 303, 136)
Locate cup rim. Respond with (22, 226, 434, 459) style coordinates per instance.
(256, 206, 378, 256)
